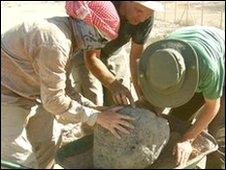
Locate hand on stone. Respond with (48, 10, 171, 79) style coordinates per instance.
(135, 96, 149, 108)
(135, 97, 163, 116)
(96, 106, 135, 139)
(94, 106, 109, 111)
(107, 80, 135, 108)
(173, 140, 193, 167)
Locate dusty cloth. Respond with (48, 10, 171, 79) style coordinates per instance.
(1, 16, 99, 126)
(1, 92, 62, 168)
(1, 16, 106, 168)
(70, 18, 108, 50)
(65, 1, 120, 40)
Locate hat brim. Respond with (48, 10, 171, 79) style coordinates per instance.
(134, 1, 164, 12)
(138, 39, 199, 108)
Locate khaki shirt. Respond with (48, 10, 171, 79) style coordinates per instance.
(1, 17, 98, 126)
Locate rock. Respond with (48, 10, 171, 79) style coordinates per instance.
(93, 106, 170, 169)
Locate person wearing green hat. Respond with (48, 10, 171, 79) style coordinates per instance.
(137, 26, 225, 168)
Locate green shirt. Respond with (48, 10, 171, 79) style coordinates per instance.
(167, 26, 225, 99)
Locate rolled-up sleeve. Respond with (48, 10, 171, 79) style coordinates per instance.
(37, 45, 98, 126)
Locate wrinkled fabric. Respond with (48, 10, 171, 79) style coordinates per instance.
(65, 1, 91, 20)
(65, 1, 120, 40)
(70, 18, 108, 50)
(1, 16, 112, 169)
(1, 95, 62, 168)
(1, 17, 99, 127)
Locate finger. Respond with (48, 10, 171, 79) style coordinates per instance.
(112, 95, 118, 105)
(172, 146, 176, 156)
(109, 106, 124, 112)
(186, 151, 191, 160)
(115, 124, 130, 134)
(110, 128, 121, 139)
(120, 94, 128, 105)
(183, 153, 190, 165)
(179, 151, 186, 166)
(176, 148, 181, 165)
(119, 114, 136, 121)
(126, 92, 135, 108)
(115, 94, 123, 105)
(118, 120, 135, 129)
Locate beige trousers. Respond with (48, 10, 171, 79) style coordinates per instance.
(1, 94, 62, 169)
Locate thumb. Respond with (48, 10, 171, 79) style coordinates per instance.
(130, 99, 135, 108)
(109, 106, 124, 112)
(172, 145, 176, 156)
(127, 93, 135, 108)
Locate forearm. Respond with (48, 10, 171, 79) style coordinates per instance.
(41, 87, 100, 126)
(85, 50, 135, 106)
(130, 57, 141, 98)
(181, 99, 220, 141)
(84, 50, 116, 88)
(38, 46, 101, 126)
(130, 42, 144, 99)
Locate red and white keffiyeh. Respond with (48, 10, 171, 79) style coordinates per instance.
(65, 1, 120, 41)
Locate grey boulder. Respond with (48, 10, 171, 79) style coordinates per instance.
(93, 106, 170, 169)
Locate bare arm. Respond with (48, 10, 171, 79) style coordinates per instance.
(173, 98, 221, 166)
(130, 42, 144, 99)
(84, 49, 135, 107)
(84, 49, 115, 87)
(181, 98, 220, 141)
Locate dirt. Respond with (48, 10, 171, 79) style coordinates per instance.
(58, 148, 93, 169)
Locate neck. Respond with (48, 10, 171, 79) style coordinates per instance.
(119, 1, 129, 17)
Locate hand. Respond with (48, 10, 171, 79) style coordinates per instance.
(135, 97, 163, 116)
(173, 140, 193, 167)
(94, 106, 109, 111)
(135, 96, 149, 108)
(108, 80, 135, 108)
(96, 106, 135, 139)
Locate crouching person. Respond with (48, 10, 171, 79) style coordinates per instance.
(1, 1, 135, 168)
(136, 26, 225, 168)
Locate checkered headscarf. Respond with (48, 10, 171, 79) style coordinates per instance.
(65, 1, 120, 41)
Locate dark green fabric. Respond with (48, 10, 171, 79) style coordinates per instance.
(138, 39, 198, 107)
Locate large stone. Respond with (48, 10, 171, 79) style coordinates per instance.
(93, 106, 170, 169)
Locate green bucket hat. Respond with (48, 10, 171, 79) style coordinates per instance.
(138, 39, 199, 107)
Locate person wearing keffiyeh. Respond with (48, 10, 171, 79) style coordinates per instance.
(1, 1, 136, 169)
(68, 1, 164, 108)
